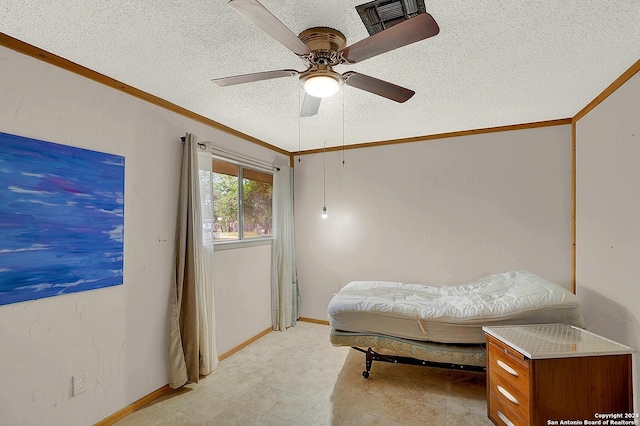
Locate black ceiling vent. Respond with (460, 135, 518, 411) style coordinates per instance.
(355, 0, 427, 35)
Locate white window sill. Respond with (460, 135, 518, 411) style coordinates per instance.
(214, 238, 273, 251)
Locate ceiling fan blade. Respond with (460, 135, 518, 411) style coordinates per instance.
(340, 13, 439, 64)
(343, 72, 415, 103)
(212, 69, 298, 87)
(300, 93, 321, 117)
(228, 0, 312, 57)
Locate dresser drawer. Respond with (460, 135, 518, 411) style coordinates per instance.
(488, 340, 530, 393)
(489, 390, 527, 426)
(489, 366, 530, 420)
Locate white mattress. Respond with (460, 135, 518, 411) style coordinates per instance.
(327, 271, 585, 344)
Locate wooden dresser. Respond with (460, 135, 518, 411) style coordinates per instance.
(483, 324, 635, 426)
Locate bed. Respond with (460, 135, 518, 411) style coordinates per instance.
(328, 271, 584, 377)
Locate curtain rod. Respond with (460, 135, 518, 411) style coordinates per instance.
(180, 136, 280, 171)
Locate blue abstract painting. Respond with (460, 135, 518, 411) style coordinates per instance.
(0, 132, 125, 306)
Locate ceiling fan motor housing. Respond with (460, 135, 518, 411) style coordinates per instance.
(298, 27, 347, 66)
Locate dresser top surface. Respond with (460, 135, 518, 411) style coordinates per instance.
(483, 324, 636, 359)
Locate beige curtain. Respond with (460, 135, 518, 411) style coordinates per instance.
(168, 133, 218, 389)
(271, 166, 298, 330)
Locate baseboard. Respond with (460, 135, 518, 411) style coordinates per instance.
(218, 326, 273, 361)
(95, 326, 273, 425)
(298, 317, 330, 326)
(94, 385, 171, 426)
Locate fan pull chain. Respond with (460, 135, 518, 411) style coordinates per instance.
(298, 88, 301, 163)
(322, 139, 327, 219)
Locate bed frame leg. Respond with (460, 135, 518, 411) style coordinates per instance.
(363, 348, 373, 378)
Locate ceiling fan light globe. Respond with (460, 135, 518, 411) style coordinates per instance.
(303, 75, 341, 98)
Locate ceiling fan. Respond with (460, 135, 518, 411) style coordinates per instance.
(212, 0, 440, 117)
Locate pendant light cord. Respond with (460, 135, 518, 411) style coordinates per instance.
(323, 139, 326, 206)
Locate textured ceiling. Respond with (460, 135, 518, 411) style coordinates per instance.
(1, 1, 639, 152)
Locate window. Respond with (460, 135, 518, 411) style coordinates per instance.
(212, 158, 272, 242)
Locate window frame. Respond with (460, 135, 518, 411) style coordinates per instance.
(211, 155, 273, 250)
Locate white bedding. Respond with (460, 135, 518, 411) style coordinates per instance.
(327, 271, 584, 344)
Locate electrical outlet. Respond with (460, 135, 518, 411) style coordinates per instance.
(73, 372, 86, 396)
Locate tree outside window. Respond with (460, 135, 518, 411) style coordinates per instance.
(212, 159, 272, 241)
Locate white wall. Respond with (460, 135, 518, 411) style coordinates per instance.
(575, 71, 640, 410)
(294, 125, 573, 320)
(214, 245, 272, 353)
(0, 45, 285, 425)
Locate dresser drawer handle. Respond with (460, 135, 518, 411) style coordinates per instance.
(497, 385, 519, 405)
(497, 410, 516, 426)
(497, 359, 519, 377)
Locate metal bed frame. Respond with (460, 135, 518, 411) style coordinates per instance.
(351, 346, 487, 378)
